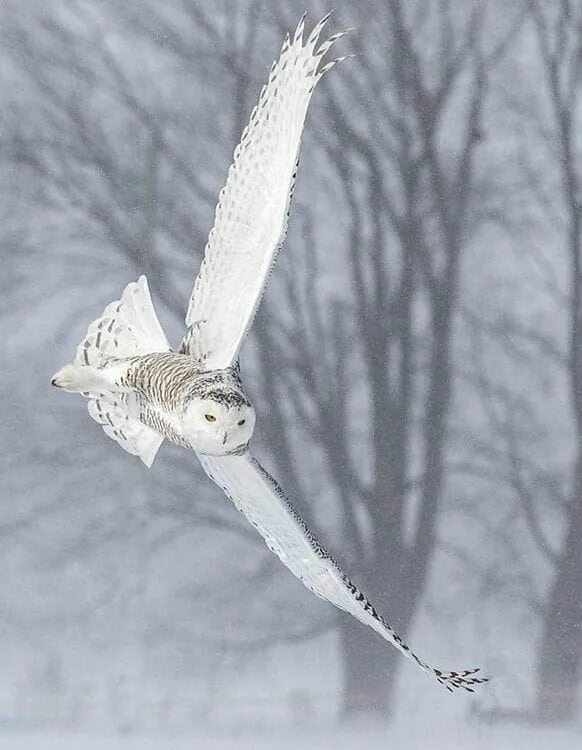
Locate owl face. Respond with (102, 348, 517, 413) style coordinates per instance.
(182, 396, 256, 455)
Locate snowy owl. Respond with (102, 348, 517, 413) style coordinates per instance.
(52, 15, 487, 694)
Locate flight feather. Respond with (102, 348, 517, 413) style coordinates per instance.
(198, 451, 488, 693)
(183, 15, 348, 368)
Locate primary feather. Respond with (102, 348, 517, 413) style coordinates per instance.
(183, 14, 348, 368)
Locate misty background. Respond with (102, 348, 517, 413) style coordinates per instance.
(1, 0, 581, 747)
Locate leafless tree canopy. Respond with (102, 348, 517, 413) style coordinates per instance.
(1, 0, 580, 738)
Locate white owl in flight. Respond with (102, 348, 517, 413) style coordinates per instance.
(52, 15, 486, 694)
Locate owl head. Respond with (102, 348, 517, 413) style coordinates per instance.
(182, 391, 256, 455)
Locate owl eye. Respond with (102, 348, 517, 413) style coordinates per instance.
(237, 419, 246, 426)
(204, 414, 216, 423)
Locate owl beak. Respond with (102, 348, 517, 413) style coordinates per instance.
(222, 431, 228, 446)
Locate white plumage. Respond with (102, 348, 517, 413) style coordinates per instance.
(74, 276, 169, 466)
(75, 276, 170, 366)
(52, 15, 487, 694)
(184, 14, 348, 369)
(198, 453, 485, 692)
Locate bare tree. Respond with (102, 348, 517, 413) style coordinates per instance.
(247, 0, 524, 715)
(0, 0, 526, 721)
(455, 0, 582, 724)
(529, 3, 582, 721)
(0, 0, 341, 708)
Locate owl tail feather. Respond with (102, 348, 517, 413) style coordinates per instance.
(53, 276, 170, 467)
(74, 275, 170, 367)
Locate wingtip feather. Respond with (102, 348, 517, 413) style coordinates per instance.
(309, 11, 332, 38)
(293, 12, 307, 44)
(435, 666, 489, 693)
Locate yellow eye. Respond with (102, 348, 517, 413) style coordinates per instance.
(204, 414, 216, 423)
(237, 419, 246, 426)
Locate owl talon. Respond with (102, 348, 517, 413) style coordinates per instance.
(51, 364, 83, 391)
(51, 363, 99, 393)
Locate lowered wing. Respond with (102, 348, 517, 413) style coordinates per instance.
(182, 15, 348, 368)
(197, 451, 488, 693)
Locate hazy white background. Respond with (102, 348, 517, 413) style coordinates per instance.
(1, 0, 581, 747)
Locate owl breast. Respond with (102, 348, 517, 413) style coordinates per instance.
(120, 352, 253, 452)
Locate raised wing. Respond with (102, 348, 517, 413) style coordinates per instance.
(182, 15, 348, 368)
(197, 451, 488, 693)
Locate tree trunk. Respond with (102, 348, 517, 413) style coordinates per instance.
(534, 460, 582, 724)
(339, 612, 403, 719)
(339, 550, 418, 721)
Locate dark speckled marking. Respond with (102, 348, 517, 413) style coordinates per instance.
(98, 352, 251, 451)
(248, 456, 488, 694)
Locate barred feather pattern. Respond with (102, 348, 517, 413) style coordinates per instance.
(117, 353, 245, 407)
(74, 276, 170, 466)
(183, 14, 349, 370)
(74, 276, 169, 368)
(86, 393, 163, 466)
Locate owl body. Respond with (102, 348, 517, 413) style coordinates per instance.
(57, 351, 255, 456)
(120, 352, 254, 455)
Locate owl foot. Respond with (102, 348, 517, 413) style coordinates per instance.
(51, 363, 96, 393)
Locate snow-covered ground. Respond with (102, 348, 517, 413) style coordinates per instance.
(0, 720, 579, 750)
